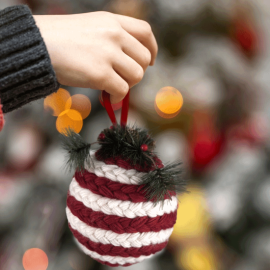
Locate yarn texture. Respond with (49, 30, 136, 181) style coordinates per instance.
(0, 5, 59, 113)
(66, 150, 178, 267)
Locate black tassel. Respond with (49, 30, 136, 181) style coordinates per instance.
(60, 128, 91, 172)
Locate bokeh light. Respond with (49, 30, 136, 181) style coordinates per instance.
(65, 94, 91, 119)
(155, 87, 183, 118)
(44, 88, 71, 116)
(22, 248, 48, 270)
(171, 186, 210, 238)
(56, 109, 83, 134)
(179, 246, 216, 270)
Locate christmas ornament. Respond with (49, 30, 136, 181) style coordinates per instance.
(230, 3, 260, 58)
(0, 99, 5, 132)
(62, 90, 186, 267)
(190, 111, 224, 172)
(233, 19, 258, 57)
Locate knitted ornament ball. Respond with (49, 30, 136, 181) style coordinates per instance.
(63, 91, 186, 267)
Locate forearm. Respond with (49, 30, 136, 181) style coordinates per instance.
(0, 5, 59, 113)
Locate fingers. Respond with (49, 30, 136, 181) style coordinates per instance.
(102, 71, 129, 104)
(102, 52, 145, 104)
(122, 32, 151, 71)
(113, 52, 144, 89)
(99, 51, 145, 104)
(115, 15, 158, 65)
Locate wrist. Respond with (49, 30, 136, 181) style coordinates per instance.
(34, 15, 58, 68)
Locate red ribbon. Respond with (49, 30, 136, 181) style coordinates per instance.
(102, 90, 130, 127)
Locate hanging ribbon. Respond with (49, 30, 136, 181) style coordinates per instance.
(102, 90, 130, 127)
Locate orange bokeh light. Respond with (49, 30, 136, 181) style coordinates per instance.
(22, 248, 48, 270)
(155, 103, 181, 119)
(44, 88, 71, 116)
(155, 87, 183, 118)
(65, 94, 91, 119)
(56, 109, 83, 134)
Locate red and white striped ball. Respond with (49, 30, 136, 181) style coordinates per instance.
(66, 150, 178, 267)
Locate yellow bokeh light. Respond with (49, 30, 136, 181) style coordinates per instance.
(22, 248, 48, 270)
(44, 88, 71, 116)
(65, 94, 91, 120)
(179, 246, 216, 270)
(155, 87, 183, 118)
(56, 109, 83, 134)
(155, 103, 181, 119)
(171, 186, 211, 239)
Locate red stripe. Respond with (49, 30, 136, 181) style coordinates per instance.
(67, 195, 177, 234)
(69, 224, 168, 258)
(95, 151, 164, 172)
(75, 170, 176, 203)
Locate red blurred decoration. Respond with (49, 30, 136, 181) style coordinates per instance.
(190, 111, 225, 173)
(233, 19, 258, 56)
(0, 99, 5, 132)
(227, 114, 268, 146)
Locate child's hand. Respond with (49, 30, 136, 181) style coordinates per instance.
(34, 12, 158, 103)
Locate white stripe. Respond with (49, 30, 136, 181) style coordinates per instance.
(67, 207, 173, 248)
(76, 240, 153, 265)
(70, 178, 178, 218)
(86, 151, 147, 185)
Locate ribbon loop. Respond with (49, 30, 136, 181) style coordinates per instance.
(102, 90, 130, 127)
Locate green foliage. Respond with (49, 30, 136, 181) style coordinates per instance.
(140, 162, 186, 203)
(97, 124, 156, 168)
(60, 128, 91, 172)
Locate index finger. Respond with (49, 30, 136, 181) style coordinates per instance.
(115, 15, 158, 65)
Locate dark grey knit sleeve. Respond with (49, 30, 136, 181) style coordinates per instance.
(0, 5, 60, 113)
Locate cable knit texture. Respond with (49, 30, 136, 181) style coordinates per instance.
(0, 5, 59, 113)
(74, 170, 175, 203)
(67, 195, 177, 234)
(68, 177, 178, 218)
(66, 150, 178, 267)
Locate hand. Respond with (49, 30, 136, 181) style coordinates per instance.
(34, 12, 158, 103)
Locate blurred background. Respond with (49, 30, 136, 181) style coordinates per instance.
(1, 0, 270, 269)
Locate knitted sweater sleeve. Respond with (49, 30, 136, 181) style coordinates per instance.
(0, 5, 59, 113)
